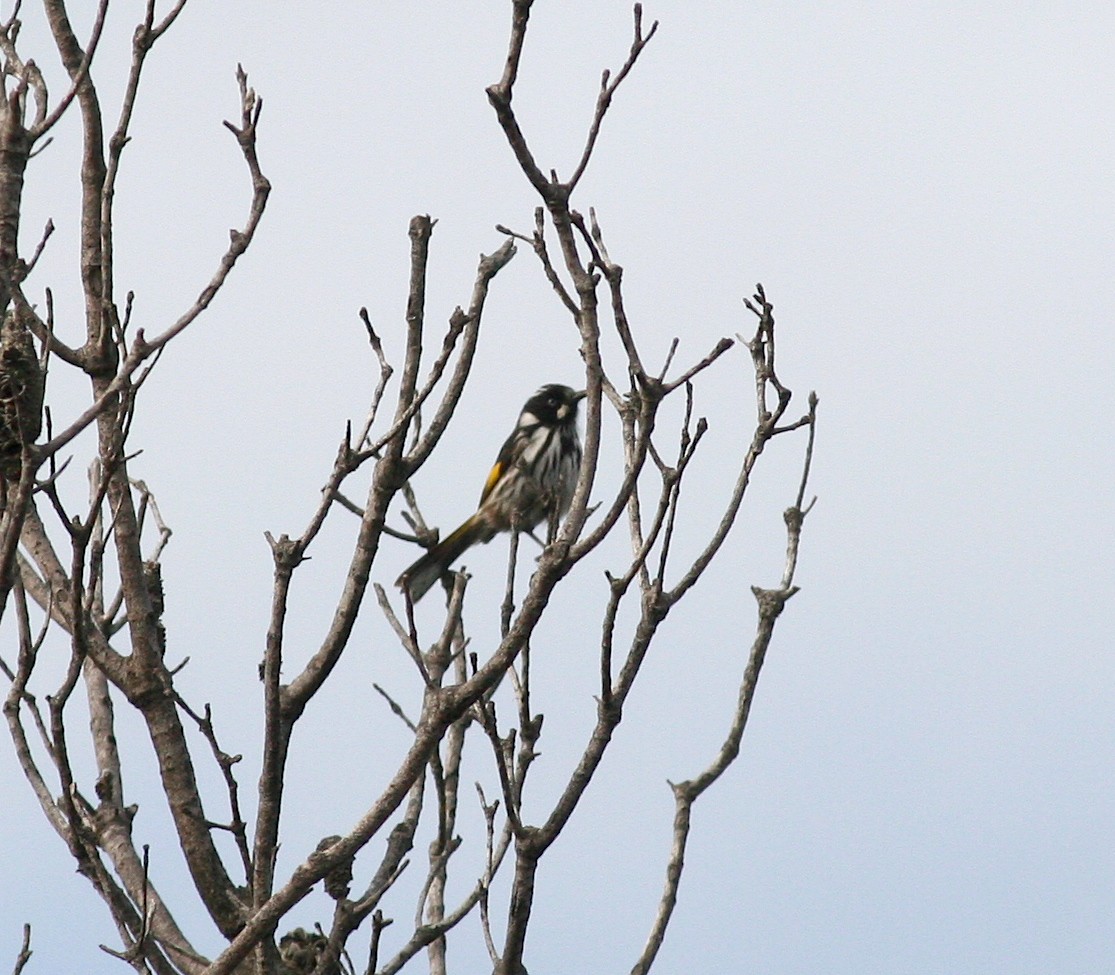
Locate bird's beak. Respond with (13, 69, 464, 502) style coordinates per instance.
(574, 389, 587, 402)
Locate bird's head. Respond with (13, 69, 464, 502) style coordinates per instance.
(522, 384, 586, 426)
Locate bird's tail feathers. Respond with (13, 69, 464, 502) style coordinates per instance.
(397, 514, 492, 603)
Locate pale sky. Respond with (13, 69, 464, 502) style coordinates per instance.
(2, 2, 1113, 973)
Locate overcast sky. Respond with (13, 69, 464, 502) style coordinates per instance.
(2, 2, 1113, 973)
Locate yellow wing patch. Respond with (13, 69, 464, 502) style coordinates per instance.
(480, 460, 504, 505)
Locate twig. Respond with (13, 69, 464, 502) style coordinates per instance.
(252, 533, 300, 910)
(10, 924, 32, 975)
(375, 584, 431, 686)
(174, 696, 253, 884)
(476, 703, 523, 838)
(567, 5, 659, 192)
(36, 66, 270, 460)
(499, 529, 520, 637)
(631, 375, 817, 975)
(33, 0, 108, 135)
(372, 683, 418, 733)
(475, 785, 502, 967)
(364, 911, 392, 975)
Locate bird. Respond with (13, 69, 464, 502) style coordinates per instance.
(397, 383, 586, 603)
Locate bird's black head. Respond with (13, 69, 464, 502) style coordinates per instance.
(521, 384, 586, 427)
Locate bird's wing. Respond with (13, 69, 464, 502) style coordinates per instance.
(479, 457, 506, 506)
(479, 423, 531, 505)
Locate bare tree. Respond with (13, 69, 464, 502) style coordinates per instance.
(1, 3, 817, 975)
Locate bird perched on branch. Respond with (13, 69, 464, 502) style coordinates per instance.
(397, 383, 586, 603)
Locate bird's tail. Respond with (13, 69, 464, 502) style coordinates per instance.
(396, 514, 493, 603)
